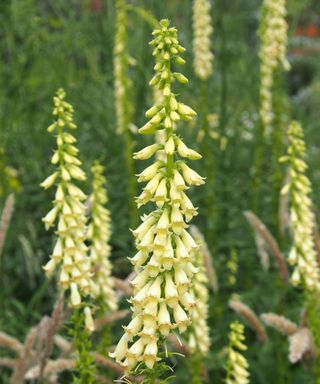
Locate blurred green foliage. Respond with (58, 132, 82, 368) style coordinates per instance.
(1, 0, 320, 383)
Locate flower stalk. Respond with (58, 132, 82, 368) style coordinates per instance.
(114, 0, 137, 228)
(88, 161, 117, 312)
(110, 19, 204, 374)
(225, 321, 250, 384)
(41, 89, 94, 311)
(280, 121, 320, 290)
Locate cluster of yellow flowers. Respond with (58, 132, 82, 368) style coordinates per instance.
(110, 19, 204, 372)
(188, 226, 210, 355)
(88, 162, 117, 312)
(259, 0, 289, 135)
(226, 321, 250, 384)
(41, 89, 94, 311)
(280, 121, 320, 290)
(192, 0, 214, 80)
(114, 0, 132, 135)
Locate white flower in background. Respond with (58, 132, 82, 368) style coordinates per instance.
(259, 0, 289, 135)
(192, 0, 214, 80)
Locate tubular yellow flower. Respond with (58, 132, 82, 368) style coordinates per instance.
(192, 0, 214, 80)
(280, 121, 320, 290)
(225, 321, 250, 384)
(88, 161, 117, 312)
(259, 0, 289, 135)
(41, 89, 94, 308)
(114, 0, 132, 135)
(110, 19, 204, 372)
(187, 228, 210, 356)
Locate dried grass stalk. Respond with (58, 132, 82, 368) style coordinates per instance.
(0, 358, 16, 369)
(34, 316, 51, 360)
(254, 232, 270, 271)
(10, 326, 38, 384)
(0, 332, 23, 354)
(229, 299, 268, 342)
(0, 193, 14, 256)
(190, 225, 219, 292)
(95, 309, 130, 331)
(167, 333, 190, 356)
(95, 375, 112, 384)
(53, 335, 73, 354)
(261, 313, 298, 335)
(38, 296, 65, 380)
(94, 352, 124, 374)
(244, 210, 289, 281)
(52, 336, 126, 376)
(113, 277, 133, 296)
(24, 358, 76, 380)
(289, 328, 315, 364)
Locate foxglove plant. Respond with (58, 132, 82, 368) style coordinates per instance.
(41, 89, 94, 315)
(225, 321, 250, 384)
(114, 0, 132, 136)
(259, 0, 289, 135)
(192, 0, 214, 80)
(110, 19, 204, 372)
(280, 121, 320, 290)
(88, 161, 117, 312)
(188, 227, 210, 356)
(114, 0, 137, 227)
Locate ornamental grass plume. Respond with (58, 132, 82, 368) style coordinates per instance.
(41, 89, 94, 312)
(280, 121, 320, 290)
(259, 0, 289, 135)
(225, 321, 250, 384)
(244, 210, 289, 282)
(192, 0, 214, 80)
(110, 19, 204, 372)
(288, 327, 315, 364)
(188, 234, 210, 356)
(88, 161, 117, 312)
(261, 313, 298, 336)
(229, 299, 268, 343)
(190, 224, 218, 293)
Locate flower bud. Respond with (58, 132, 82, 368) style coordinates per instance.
(84, 307, 95, 332)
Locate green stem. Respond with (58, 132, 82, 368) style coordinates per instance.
(70, 308, 96, 384)
(190, 352, 203, 384)
(306, 291, 320, 382)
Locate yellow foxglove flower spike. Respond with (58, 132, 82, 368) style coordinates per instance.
(225, 321, 250, 384)
(114, 0, 132, 135)
(259, 0, 289, 136)
(41, 89, 94, 309)
(110, 19, 204, 373)
(187, 226, 210, 356)
(88, 161, 117, 312)
(280, 121, 320, 290)
(192, 0, 214, 80)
